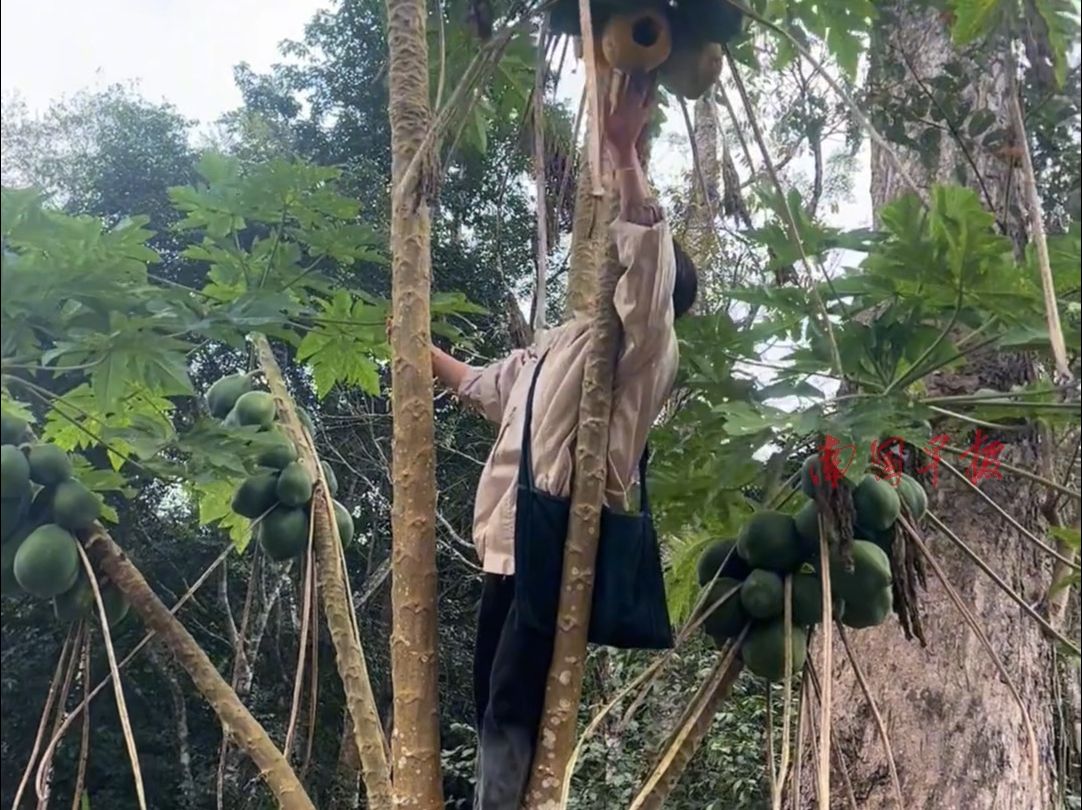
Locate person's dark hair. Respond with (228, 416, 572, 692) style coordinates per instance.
(672, 240, 699, 318)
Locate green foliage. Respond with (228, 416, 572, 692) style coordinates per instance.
(948, 0, 1080, 86)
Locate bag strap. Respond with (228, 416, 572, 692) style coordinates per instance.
(518, 352, 547, 490)
(518, 350, 652, 516)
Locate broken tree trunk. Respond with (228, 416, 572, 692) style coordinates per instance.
(384, 0, 444, 801)
(254, 335, 393, 809)
(84, 531, 314, 810)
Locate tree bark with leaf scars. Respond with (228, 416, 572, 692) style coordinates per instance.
(83, 530, 315, 810)
(804, 6, 1058, 807)
(254, 334, 393, 809)
(384, 0, 444, 801)
(525, 72, 623, 796)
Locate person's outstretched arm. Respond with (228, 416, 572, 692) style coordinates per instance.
(604, 76, 663, 227)
(431, 344, 471, 392)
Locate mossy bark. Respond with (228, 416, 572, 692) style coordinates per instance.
(84, 531, 315, 810)
(384, 0, 445, 802)
(254, 335, 393, 809)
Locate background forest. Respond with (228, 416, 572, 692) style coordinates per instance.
(1, 0, 1080, 808)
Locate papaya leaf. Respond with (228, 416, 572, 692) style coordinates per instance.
(948, 0, 1005, 44)
(1050, 526, 1081, 550)
(194, 478, 252, 553)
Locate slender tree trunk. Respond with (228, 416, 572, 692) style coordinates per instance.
(565, 147, 612, 318)
(147, 642, 198, 805)
(84, 531, 315, 810)
(254, 335, 394, 809)
(331, 710, 362, 810)
(816, 7, 1057, 807)
(524, 77, 623, 793)
(384, 0, 444, 803)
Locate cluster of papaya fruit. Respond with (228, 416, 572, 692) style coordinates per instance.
(550, 0, 743, 100)
(1, 411, 129, 626)
(207, 373, 355, 561)
(695, 456, 928, 682)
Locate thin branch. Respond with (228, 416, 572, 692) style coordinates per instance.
(815, 516, 833, 810)
(941, 443, 1080, 502)
(836, 623, 903, 806)
(905, 525, 1039, 784)
(1008, 69, 1072, 379)
(728, 0, 929, 205)
(70, 634, 92, 810)
(532, 18, 550, 332)
(284, 530, 317, 760)
(69, 544, 147, 809)
(932, 453, 1081, 570)
(924, 511, 1079, 653)
(723, 47, 845, 379)
(13, 632, 75, 810)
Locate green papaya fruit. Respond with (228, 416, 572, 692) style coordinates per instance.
(2, 493, 29, 542)
(736, 511, 803, 572)
(791, 573, 823, 626)
(793, 500, 821, 558)
(700, 577, 747, 640)
(230, 391, 277, 429)
(853, 474, 901, 532)
(333, 500, 355, 546)
(740, 619, 807, 682)
(1, 525, 31, 596)
(1, 444, 31, 500)
(828, 540, 892, 605)
(14, 523, 81, 599)
(321, 461, 339, 498)
(231, 472, 280, 519)
(51, 479, 101, 531)
(1, 412, 30, 445)
(897, 473, 928, 521)
(696, 538, 750, 586)
(54, 573, 94, 623)
(258, 505, 309, 562)
(659, 31, 723, 100)
(27, 444, 73, 486)
(800, 455, 824, 498)
(297, 407, 315, 434)
(276, 462, 313, 508)
(679, 0, 744, 45)
(839, 586, 893, 629)
(206, 372, 255, 419)
(740, 569, 784, 619)
(101, 582, 131, 627)
(255, 431, 298, 470)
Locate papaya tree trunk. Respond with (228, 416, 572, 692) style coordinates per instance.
(524, 135, 621, 804)
(254, 335, 394, 809)
(813, 7, 1057, 807)
(565, 147, 611, 318)
(84, 530, 315, 810)
(384, 0, 444, 800)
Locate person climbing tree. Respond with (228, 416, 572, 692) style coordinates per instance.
(428, 74, 697, 809)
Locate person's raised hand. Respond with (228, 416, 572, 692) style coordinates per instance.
(603, 74, 657, 167)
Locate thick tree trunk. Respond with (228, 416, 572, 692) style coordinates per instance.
(384, 0, 444, 803)
(84, 531, 315, 810)
(254, 335, 394, 809)
(821, 7, 1057, 808)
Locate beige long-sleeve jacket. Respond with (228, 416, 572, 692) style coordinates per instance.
(457, 217, 679, 575)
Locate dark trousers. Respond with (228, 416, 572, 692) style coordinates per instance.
(472, 574, 555, 810)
